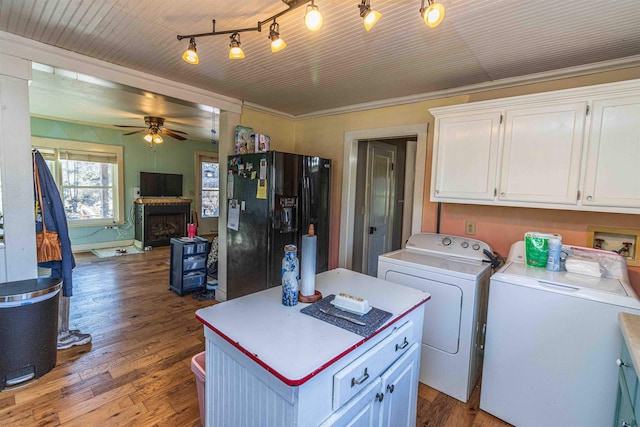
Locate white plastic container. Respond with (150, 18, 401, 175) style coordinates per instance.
(191, 351, 206, 426)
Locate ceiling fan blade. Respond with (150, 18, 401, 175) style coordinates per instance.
(123, 129, 147, 136)
(161, 129, 187, 141)
(114, 125, 144, 128)
(166, 128, 188, 135)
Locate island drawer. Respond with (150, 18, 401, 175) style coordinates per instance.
(332, 321, 414, 409)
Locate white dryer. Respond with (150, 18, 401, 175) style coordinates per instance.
(377, 233, 495, 402)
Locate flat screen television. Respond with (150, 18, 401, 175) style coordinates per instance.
(139, 172, 183, 197)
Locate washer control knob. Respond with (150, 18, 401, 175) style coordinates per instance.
(442, 237, 452, 246)
(461, 241, 469, 248)
(472, 243, 481, 250)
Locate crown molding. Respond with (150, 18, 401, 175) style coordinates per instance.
(250, 55, 640, 120)
(0, 30, 243, 115)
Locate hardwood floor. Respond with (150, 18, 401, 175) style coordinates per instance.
(0, 247, 511, 426)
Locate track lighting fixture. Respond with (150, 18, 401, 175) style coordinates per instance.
(229, 32, 245, 59)
(182, 38, 199, 64)
(304, 0, 324, 32)
(420, 0, 445, 28)
(269, 21, 287, 53)
(359, 0, 381, 32)
(176, 0, 446, 61)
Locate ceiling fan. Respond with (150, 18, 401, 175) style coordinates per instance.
(115, 116, 188, 143)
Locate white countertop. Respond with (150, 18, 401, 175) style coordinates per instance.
(196, 268, 430, 386)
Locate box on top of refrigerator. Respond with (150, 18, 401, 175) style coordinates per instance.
(252, 134, 270, 152)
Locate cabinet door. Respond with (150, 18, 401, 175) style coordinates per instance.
(431, 112, 501, 201)
(498, 102, 586, 204)
(582, 96, 640, 208)
(379, 344, 419, 427)
(320, 378, 382, 427)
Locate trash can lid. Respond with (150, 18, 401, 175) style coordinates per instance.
(0, 278, 62, 302)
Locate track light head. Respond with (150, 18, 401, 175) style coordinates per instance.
(229, 32, 245, 59)
(269, 21, 287, 53)
(359, 0, 382, 32)
(305, 1, 323, 31)
(420, 0, 445, 28)
(182, 38, 199, 64)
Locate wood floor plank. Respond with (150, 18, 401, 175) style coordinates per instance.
(0, 247, 511, 426)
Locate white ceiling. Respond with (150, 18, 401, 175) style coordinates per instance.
(1, 0, 640, 137)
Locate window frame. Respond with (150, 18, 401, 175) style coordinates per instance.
(32, 137, 125, 227)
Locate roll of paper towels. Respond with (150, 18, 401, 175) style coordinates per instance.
(300, 233, 317, 296)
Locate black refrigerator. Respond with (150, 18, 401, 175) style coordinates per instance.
(226, 151, 331, 299)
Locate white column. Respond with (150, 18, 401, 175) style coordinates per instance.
(216, 110, 240, 301)
(0, 52, 37, 281)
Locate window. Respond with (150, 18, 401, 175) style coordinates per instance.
(32, 137, 124, 227)
(201, 160, 219, 218)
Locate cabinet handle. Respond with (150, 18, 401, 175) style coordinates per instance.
(587, 195, 593, 201)
(351, 368, 369, 387)
(500, 192, 506, 197)
(395, 337, 409, 351)
(387, 384, 395, 393)
(376, 392, 384, 402)
(617, 358, 629, 368)
(622, 421, 632, 427)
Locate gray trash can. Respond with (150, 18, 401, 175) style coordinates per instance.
(0, 278, 62, 390)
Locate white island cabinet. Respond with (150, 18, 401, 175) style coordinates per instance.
(196, 268, 429, 427)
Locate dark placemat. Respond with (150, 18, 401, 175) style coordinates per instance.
(300, 294, 392, 337)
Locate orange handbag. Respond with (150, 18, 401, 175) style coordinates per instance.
(34, 161, 63, 263)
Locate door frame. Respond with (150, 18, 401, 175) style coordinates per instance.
(195, 150, 219, 236)
(339, 124, 428, 269)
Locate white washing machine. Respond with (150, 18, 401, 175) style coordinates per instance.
(480, 242, 640, 427)
(377, 233, 495, 402)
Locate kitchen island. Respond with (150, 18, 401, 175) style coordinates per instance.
(196, 268, 430, 427)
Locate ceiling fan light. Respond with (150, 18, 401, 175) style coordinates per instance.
(152, 134, 163, 144)
(182, 38, 199, 64)
(305, 3, 323, 32)
(423, 2, 445, 28)
(363, 10, 381, 31)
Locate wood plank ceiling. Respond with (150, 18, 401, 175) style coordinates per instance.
(0, 0, 639, 126)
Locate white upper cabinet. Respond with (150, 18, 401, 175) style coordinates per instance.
(429, 79, 640, 213)
(582, 95, 640, 208)
(498, 102, 586, 205)
(432, 112, 501, 201)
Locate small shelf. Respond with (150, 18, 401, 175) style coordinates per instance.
(169, 237, 209, 296)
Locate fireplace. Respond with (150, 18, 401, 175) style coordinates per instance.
(134, 199, 191, 247)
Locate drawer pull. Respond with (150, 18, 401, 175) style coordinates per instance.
(376, 392, 384, 402)
(386, 384, 395, 393)
(351, 368, 369, 387)
(617, 358, 630, 368)
(396, 337, 409, 351)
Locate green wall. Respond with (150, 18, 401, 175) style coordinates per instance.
(30, 117, 217, 247)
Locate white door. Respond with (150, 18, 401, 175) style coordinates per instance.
(196, 152, 219, 236)
(582, 95, 640, 208)
(432, 112, 501, 201)
(379, 344, 420, 427)
(498, 102, 586, 205)
(319, 378, 382, 427)
(363, 142, 396, 277)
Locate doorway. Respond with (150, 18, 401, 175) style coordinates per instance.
(339, 124, 428, 272)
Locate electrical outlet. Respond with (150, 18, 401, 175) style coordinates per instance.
(465, 220, 476, 235)
(133, 187, 140, 199)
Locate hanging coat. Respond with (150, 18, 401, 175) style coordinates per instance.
(33, 150, 75, 297)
